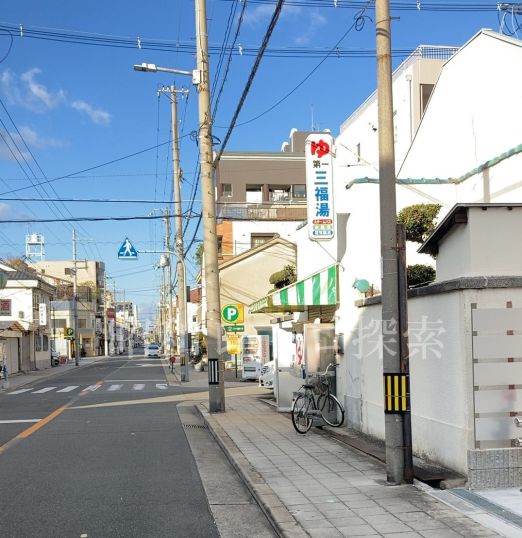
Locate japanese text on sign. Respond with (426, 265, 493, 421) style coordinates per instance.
(306, 133, 335, 240)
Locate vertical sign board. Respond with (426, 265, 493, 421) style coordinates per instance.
(39, 303, 47, 326)
(306, 133, 335, 240)
(0, 299, 11, 316)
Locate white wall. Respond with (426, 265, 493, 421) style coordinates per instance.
(231, 220, 302, 256)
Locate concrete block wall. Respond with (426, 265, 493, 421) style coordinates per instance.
(468, 448, 522, 488)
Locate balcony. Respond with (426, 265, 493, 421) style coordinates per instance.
(217, 202, 307, 222)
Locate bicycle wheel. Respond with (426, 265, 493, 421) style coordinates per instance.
(291, 394, 313, 434)
(317, 393, 345, 427)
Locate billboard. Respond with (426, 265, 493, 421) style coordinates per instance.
(305, 133, 335, 240)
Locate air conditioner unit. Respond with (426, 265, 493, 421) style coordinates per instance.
(18, 311, 24, 319)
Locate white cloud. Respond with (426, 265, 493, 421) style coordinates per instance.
(0, 68, 111, 125)
(70, 100, 111, 125)
(244, 4, 302, 25)
(0, 125, 65, 162)
(20, 68, 65, 110)
(18, 125, 64, 149)
(294, 11, 327, 45)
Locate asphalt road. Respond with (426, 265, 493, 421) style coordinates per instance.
(0, 352, 221, 538)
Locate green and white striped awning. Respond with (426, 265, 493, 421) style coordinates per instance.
(249, 264, 339, 314)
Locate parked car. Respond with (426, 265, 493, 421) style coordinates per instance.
(259, 360, 275, 389)
(145, 344, 160, 357)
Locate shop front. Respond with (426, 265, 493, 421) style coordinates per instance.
(249, 264, 340, 411)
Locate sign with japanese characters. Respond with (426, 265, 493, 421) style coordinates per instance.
(0, 299, 11, 316)
(305, 133, 335, 240)
(38, 303, 47, 326)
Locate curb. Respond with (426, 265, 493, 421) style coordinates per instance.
(195, 403, 309, 538)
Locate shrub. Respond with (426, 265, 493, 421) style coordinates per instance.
(407, 264, 435, 287)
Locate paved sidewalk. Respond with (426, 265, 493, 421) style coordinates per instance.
(198, 396, 511, 538)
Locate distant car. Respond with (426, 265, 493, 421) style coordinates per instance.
(259, 360, 275, 389)
(145, 344, 160, 358)
(51, 350, 60, 366)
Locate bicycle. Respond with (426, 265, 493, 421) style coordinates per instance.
(291, 363, 345, 434)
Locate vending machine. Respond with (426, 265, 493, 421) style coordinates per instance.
(241, 335, 270, 380)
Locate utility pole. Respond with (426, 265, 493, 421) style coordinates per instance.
(164, 208, 175, 357)
(103, 271, 109, 356)
(72, 229, 80, 367)
(159, 85, 190, 381)
(375, 0, 404, 484)
(196, 0, 224, 412)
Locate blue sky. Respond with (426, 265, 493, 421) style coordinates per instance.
(0, 0, 499, 323)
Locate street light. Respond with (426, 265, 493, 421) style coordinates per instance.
(134, 0, 224, 412)
(133, 63, 201, 85)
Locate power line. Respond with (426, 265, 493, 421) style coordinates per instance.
(0, 212, 200, 224)
(214, 0, 286, 165)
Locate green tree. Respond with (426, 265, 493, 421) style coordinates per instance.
(407, 264, 435, 287)
(397, 203, 442, 244)
(269, 264, 297, 290)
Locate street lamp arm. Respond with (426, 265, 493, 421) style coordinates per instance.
(133, 63, 200, 84)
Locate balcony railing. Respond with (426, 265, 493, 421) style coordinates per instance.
(218, 202, 307, 221)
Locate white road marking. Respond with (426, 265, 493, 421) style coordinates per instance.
(107, 384, 123, 391)
(31, 387, 56, 394)
(103, 379, 164, 382)
(84, 384, 101, 392)
(156, 383, 168, 390)
(0, 419, 40, 424)
(132, 384, 145, 391)
(56, 386, 79, 393)
(8, 389, 32, 395)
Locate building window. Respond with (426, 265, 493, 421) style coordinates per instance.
(356, 143, 361, 163)
(217, 236, 223, 258)
(35, 335, 41, 352)
(43, 335, 49, 351)
(78, 319, 87, 329)
(221, 183, 232, 198)
(269, 186, 290, 202)
(420, 84, 434, 116)
(53, 318, 66, 328)
(292, 184, 306, 199)
(246, 185, 263, 204)
(192, 315, 197, 323)
(251, 234, 275, 248)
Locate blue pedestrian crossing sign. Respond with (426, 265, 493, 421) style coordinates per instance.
(118, 237, 139, 260)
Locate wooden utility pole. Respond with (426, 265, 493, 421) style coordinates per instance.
(375, 0, 404, 483)
(195, 0, 224, 412)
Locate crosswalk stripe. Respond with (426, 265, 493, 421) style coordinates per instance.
(107, 384, 123, 391)
(56, 386, 79, 393)
(8, 389, 32, 395)
(132, 384, 145, 391)
(156, 383, 168, 390)
(84, 384, 101, 392)
(32, 387, 56, 394)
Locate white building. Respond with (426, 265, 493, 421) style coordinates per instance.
(249, 29, 522, 484)
(0, 262, 55, 372)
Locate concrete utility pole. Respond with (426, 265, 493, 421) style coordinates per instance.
(164, 208, 175, 357)
(72, 229, 80, 367)
(195, 0, 224, 412)
(159, 85, 190, 381)
(375, 0, 404, 484)
(103, 271, 109, 356)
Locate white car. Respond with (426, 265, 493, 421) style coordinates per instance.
(259, 360, 275, 389)
(145, 344, 160, 357)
